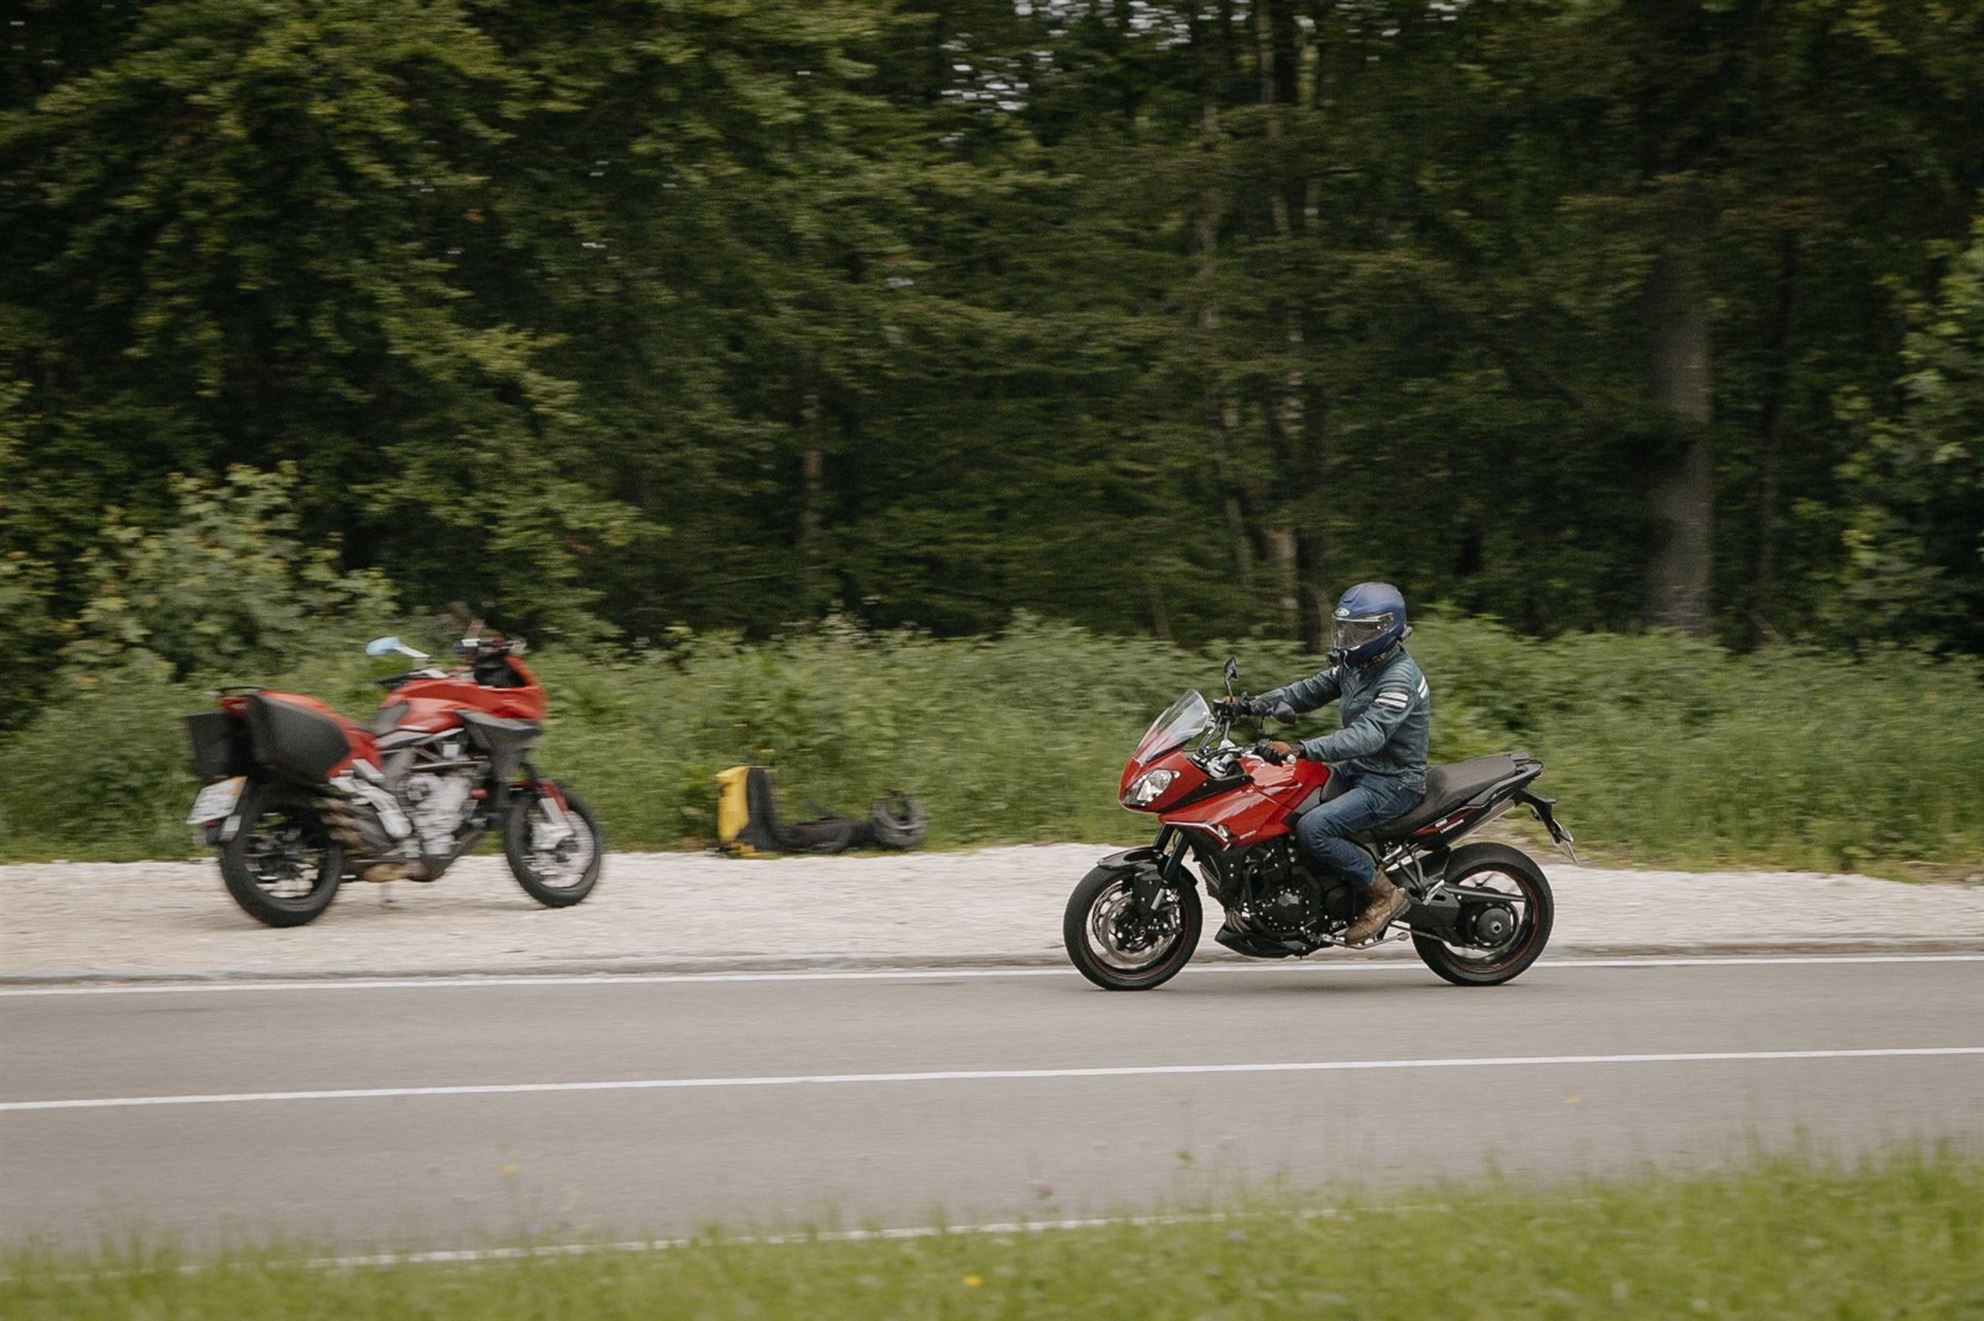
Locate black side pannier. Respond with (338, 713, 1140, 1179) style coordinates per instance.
(185, 711, 253, 780)
(242, 694, 352, 783)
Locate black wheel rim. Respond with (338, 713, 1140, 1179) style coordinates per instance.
(241, 805, 333, 909)
(1435, 865, 1545, 975)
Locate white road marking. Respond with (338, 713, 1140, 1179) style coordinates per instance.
(305, 1211, 1228, 1270)
(2, 952, 1980, 998)
(5, 1045, 1979, 1113)
(44, 1201, 1546, 1280)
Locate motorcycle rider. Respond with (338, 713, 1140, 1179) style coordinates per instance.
(1218, 582, 1430, 945)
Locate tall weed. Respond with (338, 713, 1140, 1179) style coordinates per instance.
(1, 615, 1978, 869)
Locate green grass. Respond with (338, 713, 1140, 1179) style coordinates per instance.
(5, 1155, 1981, 1318)
(2, 613, 1980, 870)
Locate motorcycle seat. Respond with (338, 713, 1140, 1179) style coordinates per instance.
(1361, 753, 1536, 841)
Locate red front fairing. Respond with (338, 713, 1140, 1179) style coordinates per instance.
(1119, 744, 1334, 845)
(385, 657, 548, 730)
(1164, 755, 1330, 843)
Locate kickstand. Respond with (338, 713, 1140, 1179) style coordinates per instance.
(379, 883, 395, 907)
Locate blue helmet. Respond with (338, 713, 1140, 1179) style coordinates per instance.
(1329, 582, 1410, 667)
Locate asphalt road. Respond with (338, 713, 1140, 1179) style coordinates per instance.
(3, 955, 1981, 1254)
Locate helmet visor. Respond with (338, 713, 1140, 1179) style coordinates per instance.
(1332, 611, 1395, 656)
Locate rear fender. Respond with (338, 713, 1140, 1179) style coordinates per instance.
(1514, 789, 1579, 862)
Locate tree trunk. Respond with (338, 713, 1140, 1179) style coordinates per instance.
(1748, 235, 1798, 649)
(799, 386, 826, 615)
(1195, 51, 1252, 591)
(1255, 0, 1308, 640)
(1643, 239, 1714, 636)
(1266, 523, 1301, 640)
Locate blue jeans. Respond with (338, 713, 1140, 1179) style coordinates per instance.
(1293, 770, 1424, 889)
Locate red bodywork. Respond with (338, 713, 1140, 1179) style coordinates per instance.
(389, 657, 548, 731)
(218, 655, 546, 779)
(1119, 738, 1332, 847)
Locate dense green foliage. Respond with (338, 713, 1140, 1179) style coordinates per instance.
(6, 1154, 1980, 1318)
(4, 0, 1983, 686)
(3, 616, 1977, 868)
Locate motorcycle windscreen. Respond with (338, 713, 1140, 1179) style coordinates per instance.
(1132, 690, 1212, 765)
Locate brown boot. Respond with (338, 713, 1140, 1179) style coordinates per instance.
(1342, 874, 1409, 945)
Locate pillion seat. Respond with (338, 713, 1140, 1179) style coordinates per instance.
(1360, 753, 1539, 842)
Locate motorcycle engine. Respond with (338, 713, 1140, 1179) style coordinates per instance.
(1247, 842, 1360, 937)
(1262, 880, 1321, 936)
(1239, 841, 1323, 938)
(404, 771, 476, 856)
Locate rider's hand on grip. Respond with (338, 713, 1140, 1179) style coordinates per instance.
(1214, 695, 1255, 719)
(1256, 739, 1299, 765)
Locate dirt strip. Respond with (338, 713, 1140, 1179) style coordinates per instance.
(3, 846, 1982, 983)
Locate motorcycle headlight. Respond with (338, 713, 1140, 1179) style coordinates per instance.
(1121, 769, 1177, 808)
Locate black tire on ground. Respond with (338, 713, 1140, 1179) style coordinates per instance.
(1063, 865, 1202, 991)
(1411, 841, 1554, 987)
(503, 787, 603, 908)
(217, 779, 344, 928)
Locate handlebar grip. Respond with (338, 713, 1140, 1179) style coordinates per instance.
(1252, 739, 1289, 766)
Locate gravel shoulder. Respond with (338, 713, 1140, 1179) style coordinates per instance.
(4, 845, 1983, 983)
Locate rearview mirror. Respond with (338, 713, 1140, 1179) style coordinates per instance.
(1223, 657, 1240, 694)
(364, 636, 429, 661)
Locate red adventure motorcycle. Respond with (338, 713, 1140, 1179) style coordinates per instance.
(1063, 658, 1576, 990)
(183, 621, 602, 926)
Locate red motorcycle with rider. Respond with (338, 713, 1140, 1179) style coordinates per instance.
(183, 614, 602, 926)
(1063, 586, 1575, 990)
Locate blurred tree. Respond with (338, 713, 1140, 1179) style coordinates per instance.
(0, 0, 631, 639)
(65, 463, 397, 680)
(1833, 214, 1984, 652)
(2, 0, 1981, 662)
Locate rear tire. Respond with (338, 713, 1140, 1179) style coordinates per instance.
(504, 787, 603, 907)
(218, 780, 344, 928)
(1063, 866, 1202, 991)
(1411, 842, 1553, 986)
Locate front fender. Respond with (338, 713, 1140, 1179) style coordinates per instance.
(1087, 839, 1192, 910)
(1093, 845, 1163, 872)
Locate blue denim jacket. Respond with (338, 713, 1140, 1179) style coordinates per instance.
(1258, 645, 1430, 791)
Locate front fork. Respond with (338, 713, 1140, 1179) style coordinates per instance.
(1129, 826, 1195, 913)
(500, 760, 575, 845)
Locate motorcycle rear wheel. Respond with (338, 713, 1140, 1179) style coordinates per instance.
(1063, 867, 1202, 991)
(1411, 842, 1553, 986)
(503, 787, 603, 908)
(218, 780, 344, 928)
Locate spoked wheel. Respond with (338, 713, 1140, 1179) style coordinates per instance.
(218, 780, 344, 928)
(1411, 842, 1554, 986)
(1063, 867, 1202, 991)
(503, 787, 603, 907)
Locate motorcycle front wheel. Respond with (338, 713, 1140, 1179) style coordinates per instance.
(503, 787, 603, 908)
(218, 780, 344, 928)
(1063, 867, 1202, 991)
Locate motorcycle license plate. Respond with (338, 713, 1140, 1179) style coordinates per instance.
(186, 777, 244, 825)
